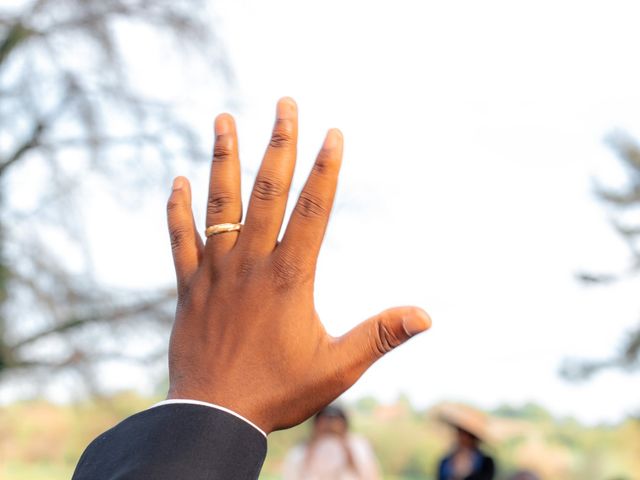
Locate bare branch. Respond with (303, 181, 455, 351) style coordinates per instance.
(0, 120, 45, 174)
(573, 129, 640, 378)
(0, 21, 40, 66)
(0, 0, 230, 388)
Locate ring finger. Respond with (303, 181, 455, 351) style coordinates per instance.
(205, 113, 243, 257)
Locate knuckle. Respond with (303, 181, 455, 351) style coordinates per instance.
(313, 147, 338, 175)
(253, 176, 286, 202)
(235, 255, 256, 279)
(313, 155, 331, 175)
(271, 251, 311, 288)
(269, 122, 294, 148)
(166, 196, 181, 214)
(371, 320, 402, 357)
(169, 225, 189, 252)
(296, 190, 327, 219)
(207, 192, 234, 217)
(213, 138, 233, 162)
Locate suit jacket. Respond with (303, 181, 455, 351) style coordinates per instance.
(72, 402, 267, 480)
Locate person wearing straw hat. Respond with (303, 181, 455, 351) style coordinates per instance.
(437, 404, 496, 480)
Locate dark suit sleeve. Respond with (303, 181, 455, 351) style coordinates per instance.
(72, 403, 267, 480)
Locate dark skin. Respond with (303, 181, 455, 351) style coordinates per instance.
(456, 428, 479, 450)
(166, 97, 431, 434)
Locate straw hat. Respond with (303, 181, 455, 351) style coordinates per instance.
(435, 403, 491, 442)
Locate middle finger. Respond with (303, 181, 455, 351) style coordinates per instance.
(239, 97, 298, 254)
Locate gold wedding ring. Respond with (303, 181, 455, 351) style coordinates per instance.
(205, 223, 243, 237)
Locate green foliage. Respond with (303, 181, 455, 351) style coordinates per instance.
(354, 395, 379, 414)
(491, 402, 553, 422)
(1, 394, 638, 480)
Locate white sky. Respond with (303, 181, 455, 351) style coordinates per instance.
(21, 0, 640, 424)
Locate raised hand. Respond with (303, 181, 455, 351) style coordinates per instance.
(165, 98, 431, 433)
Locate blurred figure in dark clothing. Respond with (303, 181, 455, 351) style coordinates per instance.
(437, 404, 496, 480)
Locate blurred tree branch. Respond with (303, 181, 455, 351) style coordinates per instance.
(0, 0, 229, 389)
(564, 132, 640, 380)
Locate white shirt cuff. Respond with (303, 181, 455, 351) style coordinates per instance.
(150, 399, 267, 438)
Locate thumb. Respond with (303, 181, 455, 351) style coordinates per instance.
(336, 306, 431, 383)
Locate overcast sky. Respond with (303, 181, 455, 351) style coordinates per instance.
(19, 0, 640, 424)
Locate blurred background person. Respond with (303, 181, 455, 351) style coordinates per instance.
(282, 404, 381, 480)
(437, 404, 496, 480)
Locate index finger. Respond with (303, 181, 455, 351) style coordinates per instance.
(277, 129, 343, 268)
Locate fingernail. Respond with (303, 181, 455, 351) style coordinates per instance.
(402, 310, 431, 337)
(215, 114, 231, 136)
(172, 177, 184, 191)
(277, 97, 297, 119)
(323, 128, 342, 150)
